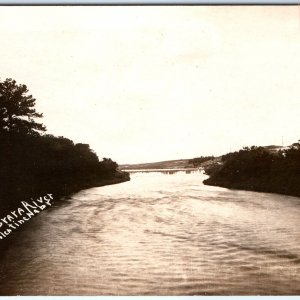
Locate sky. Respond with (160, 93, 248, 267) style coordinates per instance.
(0, 6, 300, 164)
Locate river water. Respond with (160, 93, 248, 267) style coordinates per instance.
(0, 170, 300, 295)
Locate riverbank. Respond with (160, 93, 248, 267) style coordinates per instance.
(50, 170, 130, 203)
(0, 170, 130, 212)
(0, 133, 130, 213)
(203, 173, 300, 197)
(203, 145, 300, 198)
(0, 170, 130, 252)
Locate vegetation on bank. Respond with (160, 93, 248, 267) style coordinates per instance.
(188, 156, 215, 167)
(0, 78, 129, 212)
(203, 143, 300, 197)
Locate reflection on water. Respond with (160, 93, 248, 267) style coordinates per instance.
(0, 170, 300, 295)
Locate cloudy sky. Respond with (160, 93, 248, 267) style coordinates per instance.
(0, 6, 299, 163)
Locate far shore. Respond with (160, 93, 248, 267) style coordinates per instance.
(123, 167, 200, 173)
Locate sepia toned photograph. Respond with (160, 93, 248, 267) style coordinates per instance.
(0, 5, 299, 295)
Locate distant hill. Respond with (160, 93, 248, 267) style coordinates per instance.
(120, 159, 192, 170)
(120, 145, 287, 171)
(120, 157, 221, 170)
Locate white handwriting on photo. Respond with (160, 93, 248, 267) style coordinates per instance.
(0, 194, 53, 240)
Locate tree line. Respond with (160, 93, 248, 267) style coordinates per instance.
(204, 143, 300, 197)
(0, 78, 128, 211)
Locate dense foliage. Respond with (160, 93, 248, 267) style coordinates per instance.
(0, 78, 128, 211)
(204, 143, 300, 197)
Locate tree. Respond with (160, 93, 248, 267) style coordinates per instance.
(0, 78, 46, 135)
(99, 157, 118, 174)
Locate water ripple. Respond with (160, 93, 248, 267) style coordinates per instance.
(0, 171, 300, 295)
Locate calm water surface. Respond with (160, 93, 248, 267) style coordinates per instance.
(0, 171, 300, 295)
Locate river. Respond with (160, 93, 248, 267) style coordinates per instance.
(0, 170, 300, 295)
